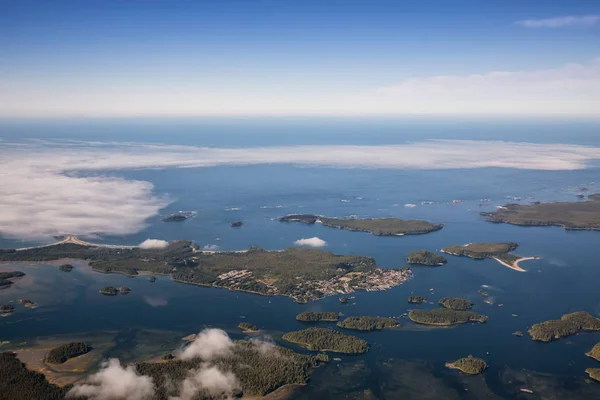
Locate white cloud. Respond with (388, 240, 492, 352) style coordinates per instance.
(1, 139, 600, 240)
(173, 365, 240, 400)
(517, 15, 600, 28)
(67, 359, 155, 400)
(404, 204, 416, 208)
(143, 296, 169, 307)
(178, 328, 234, 361)
(294, 237, 327, 248)
(139, 239, 169, 249)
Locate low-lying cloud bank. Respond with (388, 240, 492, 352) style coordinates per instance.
(139, 239, 169, 249)
(294, 237, 327, 248)
(1, 139, 600, 240)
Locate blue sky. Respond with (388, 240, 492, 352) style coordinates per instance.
(1, 0, 599, 117)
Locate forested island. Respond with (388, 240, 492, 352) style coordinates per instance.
(438, 297, 473, 311)
(0, 241, 411, 303)
(480, 194, 600, 230)
(586, 343, 600, 362)
(441, 242, 535, 272)
(337, 316, 398, 331)
(282, 327, 369, 354)
(238, 322, 258, 332)
(99, 286, 118, 295)
(528, 311, 600, 342)
(408, 309, 488, 326)
(45, 342, 90, 364)
(230, 221, 243, 227)
(162, 214, 188, 222)
(296, 311, 339, 322)
(276, 214, 443, 236)
(59, 264, 73, 272)
(119, 286, 131, 294)
(446, 355, 487, 375)
(407, 250, 447, 266)
(408, 296, 427, 304)
(339, 296, 349, 303)
(0, 271, 25, 288)
(0, 352, 68, 400)
(19, 299, 37, 308)
(136, 340, 322, 399)
(1, 304, 15, 313)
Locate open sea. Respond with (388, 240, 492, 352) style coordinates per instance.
(1, 117, 600, 399)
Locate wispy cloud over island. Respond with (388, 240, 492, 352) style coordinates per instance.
(294, 237, 328, 248)
(1, 139, 600, 240)
(517, 15, 600, 28)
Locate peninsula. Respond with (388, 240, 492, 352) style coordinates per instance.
(408, 309, 488, 326)
(528, 311, 600, 342)
(282, 327, 368, 354)
(441, 242, 537, 272)
(0, 271, 25, 289)
(407, 250, 447, 266)
(238, 322, 258, 332)
(480, 194, 600, 231)
(337, 316, 398, 331)
(276, 214, 443, 236)
(296, 312, 339, 322)
(586, 343, 600, 362)
(586, 368, 600, 383)
(445, 355, 487, 375)
(0, 240, 412, 303)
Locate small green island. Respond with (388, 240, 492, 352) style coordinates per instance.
(337, 316, 398, 331)
(119, 286, 131, 294)
(296, 311, 339, 322)
(586, 368, 600, 383)
(408, 309, 488, 326)
(446, 355, 487, 375)
(99, 286, 118, 296)
(282, 327, 369, 354)
(441, 242, 537, 272)
(0, 241, 412, 303)
(529, 311, 600, 342)
(19, 299, 37, 308)
(438, 297, 473, 311)
(45, 342, 90, 364)
(162, 213, 189, 222)
(339, 296, 349, 304)
(230, 221, 243, 227)
(586, 343, 600, 362)
(58, 264, 73, 272)
(408, 296, 427, 304)
(1, 304, 15, 314)
(238, 322, 258, 332)
(407, 250, 447, 266)
(276, 214, 443, 236)
(513, 331, 523, 337)
(148, 275, 156, 282)
(480, 194, 600, 231)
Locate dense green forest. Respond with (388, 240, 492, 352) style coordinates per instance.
(296, 312, 339, 322)
(442, 242, 518, 259)
(0, 352, 69, 400)
(136, 340, 320, 398)
(277, 214, 443, 235)
(528, 311, 600, 342)
(337, 316, 398, 331)
(408, 309, 488, 325)
(46, 342, 90, 364)
(438, 297, 473, 311)
(587, 343, 600, 362)
(238, 322, 258, 331)
(282, 327, 368, 354)
(408, 296, 427, 304)
(449, 355, 487, 375)
(407, 250, 447, 266)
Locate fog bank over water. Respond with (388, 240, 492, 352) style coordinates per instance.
(1, 139, 599, 240)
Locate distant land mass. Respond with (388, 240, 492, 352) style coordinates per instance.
(441, 242, 537, 272)
(276, 214, 443, 236)
(528, 311, 600, 342)
(480, 194, 600, 231)
(0, 241, 411, 303)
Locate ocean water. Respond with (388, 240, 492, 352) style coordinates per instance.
(1, 118, 600, 398)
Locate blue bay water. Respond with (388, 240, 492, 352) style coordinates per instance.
(1, 118, 600, 398)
